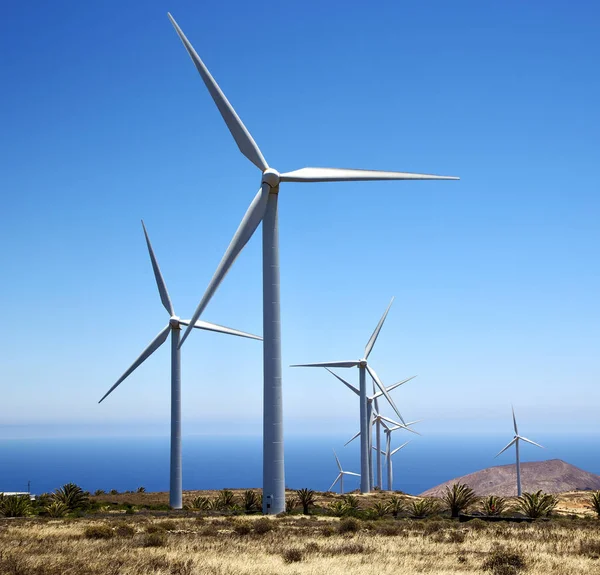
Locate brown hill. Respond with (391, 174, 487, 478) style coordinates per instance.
(420, 459, 600, 497)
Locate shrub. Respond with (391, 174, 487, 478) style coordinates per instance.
(0, 495, 31, 517)
(233, 521, 252, 535)
(143, 532, 166, 547)
(409, 498, 439, 518)
(443, 483, 478, 518)
(94, 490, 105, 496)
(53, 483, 89, 512)
(84, 525, 114, 539)
(482, 548, 526, 574)
(321, 525, 335, 537)
(216, 489, 236, 510)
(296, 488, 317, 515)
(482, 495, 507, 516)
(44, 501, 69, 518)
(375, 521, 404, 536)
(325, 542, 369, 555)
(516, 490, 558, 519)
(371, 501, 389, 518)
(136, 486, 146, 493)
(254, 517, 276, 534)
(338, 516, 361, 534)
(285, 496, 299, 513)
(115, 524, 135, 538)
(156, 520, 177, 532)
(242, 490, 261, 514)
(343, 495, 360, 511)
(387, 496, 404, 518)
(109, 489, 119, 495)
(328, 500, 349, 517)
(281, 548, 303, 563)
(190, 496, 211, 511)
(587, 491, 600, 519)
(579, 539, 600, 558)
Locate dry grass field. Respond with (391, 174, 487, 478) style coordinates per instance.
(2, 511, 600, 575)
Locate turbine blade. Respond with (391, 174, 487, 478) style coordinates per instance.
(344, 431, 361, 447)
(180, 319, 261, 340)
(167, 14, 268, 171)
(519, 436, 544, 449)
(99, 325, 171, 403)
(378, 415, 405, 428)
(387, 423, 422, 436)
(324, 368, 359, 396)
(366, 365, 406, 425)
(391, 441, 411, 456)
(364, 297, 394, 359)
(141, 220, 174, 316)
(512, 405, 519, 435)
(371, 375, 417, 400)
(280, 167, 459, 183)
(179, 184, 270, 348)
(333, 449, 343, 472)
(328, 474, 341, 492)
(343, 472, 360, 477)
(290, 361, 360, 368)
(495, 438, 517, 458)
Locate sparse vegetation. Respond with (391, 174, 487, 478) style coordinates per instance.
(443, 482, 478, 518)
(482, 547, 527, 574)
(516, 490, 558, 519)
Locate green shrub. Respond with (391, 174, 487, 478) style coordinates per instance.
(0, 495, 31, 517)
(115, 524, 135, 538)
(371, 501, 389, 518)
(481, 495, 507, 516)
(242, 490, 261, 514)
(516, 490, 558, 519)
(343, 495, 360, 511)
(296, 489, 317, 515)
(216, 489, 236, 510)
(84, 525, 114, 539)
(44, 501, 69, 518)
(588, 491, 600, 519)
(285, 496, 299, 513)
(387, 496, 404, 518)
(328, 500, 349, 517)
(190, 496, 211, 511)
(409, 498, 439, 518)
(338, 516, 361, 534)
(482, 547, 526, 574)
(443, 483, 478, 518)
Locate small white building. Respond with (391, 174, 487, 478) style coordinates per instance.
(0, 492, 36, 501)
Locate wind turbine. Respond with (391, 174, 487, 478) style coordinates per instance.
(381, 433, 411, 492)
(168, 14, 458, 513)
(293, 299, 414, 493)
(495, 406, 543, 497)
(329, 450, 360, 494)
(98, 221, 261, 509)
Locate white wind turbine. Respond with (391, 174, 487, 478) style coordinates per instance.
(495, 406, 543, 497)
(98, 221, 261, 509)
(329, 450, 360, 494)
(381, 432, 411, 492)
(168, 14, 458, 513)
(293, 299, 414, 493)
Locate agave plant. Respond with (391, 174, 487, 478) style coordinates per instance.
(190, 496, 211, 511)
(296, 489, 317, 515)
(442, 483, 478, 518)
(409, 498, 439, 519)
(242, 490, 261, 513)
(481, 495, 507, 516)
(285, 496, 299, 513)
(588, 491, 600, 519)
(387, 496, 405, 518)
(216, 489, 237, 510)
(53, 483, 89, 512)
(516, 490, 558, 519)
(0, 495, 31, 517)
(327, 500, 349, 517)
(44, 501, 69, 518)
(343, 495, 360, 511)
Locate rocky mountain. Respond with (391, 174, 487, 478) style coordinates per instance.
(420, 459, 600, 497)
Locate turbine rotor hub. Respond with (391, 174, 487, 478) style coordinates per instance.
(169, 316, 181, 328)
(359, 359, 368, 367)
(262, 168, 280, 188)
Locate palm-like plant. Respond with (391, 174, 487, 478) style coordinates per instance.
(0, 495, 31, 517)
(190, 496, 211, 511)
(327, 500, 349, 517)
(216, 489, 237, 510)
(481, 495, 507, 516)
(588, 491, 600, 519)
(285, 495, 299, 513)
(242, 490, 261, 513)
(44, 501, 69, 518)
(372, 501, 389, 518)
(52, 483, 89, 512)
(409, 498, 439, 519)
(136, 486, 146, 493)
(516, 490, 558, 519)
(387, 496, 405, 518)
(343, 495, 360, 511)
(296, 489, 316, 515)
(443, 483, 478, 518)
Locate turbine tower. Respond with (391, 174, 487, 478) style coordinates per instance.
(495, 405, 543, 496)
(293, 299, 414, 493)
(381, 431, 411, 492)
(329, 450, 360, 494)
(98, 221, 261, 509)
(168, 14, 458, 513)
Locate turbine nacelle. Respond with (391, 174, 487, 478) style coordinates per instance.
(169, 316, 182, 329)
(359, 359, 368, 367)
(262, 168, 280, 188)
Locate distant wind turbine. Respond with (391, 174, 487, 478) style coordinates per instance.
(293, 299, 409, 493)
(98, 221, 261, 509)
(495, 406, 543, 497)
(329, 450, 360, 494)
(167, 13, 458, 513)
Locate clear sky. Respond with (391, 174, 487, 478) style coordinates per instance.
(1, 1, 599, 439)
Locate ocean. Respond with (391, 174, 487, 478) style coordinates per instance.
(1, 433, 599, 496)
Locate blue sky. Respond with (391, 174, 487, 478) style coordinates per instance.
(1, 1, 599, 439)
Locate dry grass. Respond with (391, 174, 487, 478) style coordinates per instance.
(2, 514, 600, 574)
